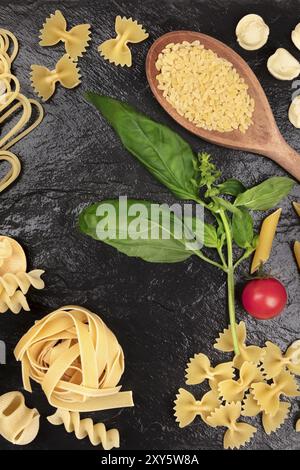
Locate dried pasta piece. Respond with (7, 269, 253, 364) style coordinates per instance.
(214, 321, 264, 369)
(218, 362, 263, 402)
(0, 289, 30, 314)
(174, 388, 220, 428)
(294, 241, 300, 269)
(47, 409, 119, 450)
(31, 54, 81, 101)
(293, 201, 300, 218)
(207, 402, 257, 449)
(98, 16, 148, 67)
(262, 341, 300, 379)
(251, 208, 282, 273)
(14, 305, 134, 412)
(0, 270, 44, 297)
(0, 391, 40, 445)
(262, 401, 290, 435)
(39, 10, 91, 59)
(185, 353, 234, 388)
(252, 370, 300, 417)
(296, 419, 300, 431)
(0, 150, 21, 193)
(241, 391, 261, 417)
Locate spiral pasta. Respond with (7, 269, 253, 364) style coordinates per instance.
(0, 236, 45, 314)
(0, 391, 40, 445)
(47, 409, 119, 450)
(0, 28, 44, 193)
(14, 305, 134, 412)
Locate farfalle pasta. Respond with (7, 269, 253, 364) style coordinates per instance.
(185, 353, 234, 388)
(31, 54, 81, 102)
(0, 29, 44, 192)
(207, 402, 257, 450)
(47, 409, 119, 450)
(0, 236, 45, 314)
(214, 321, 264, 368)
(174, 388, 220, 427)
(262, 340, 300, 379)
(218, 362, 263, 402)
(0, 391, 40, 445)
(98, 16, 148, 67)
(262, 402, 290, 435)
(39, 10, 91, 59)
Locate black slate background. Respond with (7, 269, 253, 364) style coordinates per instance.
(0, 0, 299, 451)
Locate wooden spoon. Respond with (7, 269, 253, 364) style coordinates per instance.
(146, 31, 300, 181)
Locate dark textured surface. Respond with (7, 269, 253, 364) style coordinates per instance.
(0, 0, 299, 451)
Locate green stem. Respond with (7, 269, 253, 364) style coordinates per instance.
(217, 246, 227, 268)
(194, 251, 227, 271)
(219, 210, 240, 356)
(233, 248, 255, 270)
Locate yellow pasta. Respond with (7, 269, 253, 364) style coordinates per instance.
(251, 370, 300, 417)
(293, 201, 300, 217)
(207, 402, 257, 449)
(261, 340, 300, 379)
(251, 208, 282, 273)
(31, 54, 81, 102)
(0, 29, 44, 192)
(218, 362, 263, 402)
(174, 388, 220, 428)
(0, 236, 45, 314)
(262, 402, 290, 435)
(98, 16, 149, 67)
(14, 305, 134, 412)
(214, 321, 264, 368)
(0, 391, 40, 445)
(241, 391, 261, 417)
(39, 10, 91, 59)
(185, 353, 234, 388)
(294, 241, 300, 269)
(296, 419, 300, 432)
(47, 409, 119, 450)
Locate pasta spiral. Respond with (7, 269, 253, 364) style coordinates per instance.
(0, 391, 40, 445)
(14, 305, 134, 412)
(0, 270, 44, 297)
(47, 409, 120, 450)
(0, 28, 44, 193)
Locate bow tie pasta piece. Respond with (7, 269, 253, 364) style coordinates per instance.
(174, 388, 220, 428)
(207, 402, 257, 450)
(47, 409, 119, 450)
(31, 54, 81, 102)
(214, 321, 264, 369)
(218, 362, 264, 403)
(262, 341, 300, 379)
(0, 391, 40, 445)
(252, 370, 300, 417)
(14, 305, 134, 412)
(185, 353, 234, 388)
(241, 391, 262, 417)
(39, 10, 91, 59)
(262, 401, 290, 435)
(98, 16, 149, 67)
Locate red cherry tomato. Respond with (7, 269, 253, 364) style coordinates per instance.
(241, 278, 287, 320)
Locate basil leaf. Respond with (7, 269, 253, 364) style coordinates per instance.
(186, 217, 218, 248)
(212, 196, 241, 214)
(232, 207, 254, 249)
(218, 178, 246, 196)
(85, 93, 200, 201)
(234, 176, 295, 210)
(79, 199, 197, 263)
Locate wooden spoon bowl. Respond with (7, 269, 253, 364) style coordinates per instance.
(146, 31, 300, 181)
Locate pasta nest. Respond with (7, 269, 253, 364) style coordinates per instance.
(14, 305, 134, 412)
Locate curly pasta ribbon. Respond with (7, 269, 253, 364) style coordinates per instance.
(214, 321, 264, 368)
(39, 10, 91, 59)
(252, 370, 300, 417)
(218, 362, 263, 402)
(0, 270, 44, 297)
(31, 54, 81, 102)
(185, 353, 234, 388)
(47, 409, 119, 450)
(262, 402, 290, 435)
(262, 341, 300, 379)
(0, 391, 40, 445)
(174, 388, 220, 428)
(14, 305, 134, 412)
(0, 29, 44, 193)
(207, 402, 257, 450)
(98, 16, 148, 67)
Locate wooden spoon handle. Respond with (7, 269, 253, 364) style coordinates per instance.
(262, 136, 300, 181)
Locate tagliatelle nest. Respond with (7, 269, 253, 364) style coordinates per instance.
(174, 321, 300, 450)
